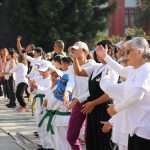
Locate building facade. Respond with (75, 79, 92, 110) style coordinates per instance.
(109, 0, 140, 36)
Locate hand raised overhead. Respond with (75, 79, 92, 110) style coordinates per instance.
(96, 45, 108, 61)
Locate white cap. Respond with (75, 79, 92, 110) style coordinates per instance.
(71, 41, 89, 53)
(38, 60, 55, 72)
(38, 60, 63, 77)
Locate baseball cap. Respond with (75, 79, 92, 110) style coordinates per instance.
(38, 60, 63, 77)
(38, 60, 55, 72)
(71, 41, 89, 53)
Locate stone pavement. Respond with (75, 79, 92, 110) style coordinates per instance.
(0, 97, 37, 150)
(0, 96, 86, 150)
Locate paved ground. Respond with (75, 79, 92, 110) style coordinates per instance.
(0, 96, 86, 150)
(0, 96, 37, 150)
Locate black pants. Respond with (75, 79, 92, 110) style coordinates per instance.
(0, 78, 3, 96)
(0, 78, 7, 97)
(128, 134, 150, 150)
(16, 82, 28, 107)
(6, 76, 16, 104)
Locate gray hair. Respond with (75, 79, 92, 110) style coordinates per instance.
(143, 48, 150, 61)
(126, 37, 150, 61)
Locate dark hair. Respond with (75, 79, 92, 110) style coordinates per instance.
(61, 56, 73, 64)
(147, 39, 150, 46)
(27, 51, 34, 57)
(96, 40, 113, 49)
(93, 51, 99, 63)
(53, 55, 63, 64)
(125, 35, 132, 41)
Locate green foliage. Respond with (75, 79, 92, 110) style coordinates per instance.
(6, 0, 115, 51)
(94, 31, 122, 47)
(92, 27, 150, 48)
(125, 27, 146, 37)
(136, 0, 150, 34)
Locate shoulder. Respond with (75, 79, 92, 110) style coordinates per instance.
(136, 63, 150, 78)
(141, 63, 150, 72)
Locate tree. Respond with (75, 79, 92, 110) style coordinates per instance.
(6, 0, 116, 51)
(137, 0, 150, 34)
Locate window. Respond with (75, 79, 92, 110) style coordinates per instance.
(125, 7, 137, 28)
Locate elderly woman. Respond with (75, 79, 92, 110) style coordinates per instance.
(96, 37, 150, 150)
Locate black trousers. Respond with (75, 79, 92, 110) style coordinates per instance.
(16, 82, 28, 107)
(0, 78, 4, 96)
(128, 134, 150, 150)
(0, 77, 7, 97)
(6, 76, 16, 104)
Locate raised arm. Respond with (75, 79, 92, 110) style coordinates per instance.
(73, 57, 88, 77)
(96, 45, 129, 78)
(16, 36, 24, 54)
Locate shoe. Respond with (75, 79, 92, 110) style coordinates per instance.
(33, 131, 39, 138)
(6, 103, 16, 108)
(36, 148, 47, 150)
(36, 148, 45, 150)
(36, 147, 54, 150)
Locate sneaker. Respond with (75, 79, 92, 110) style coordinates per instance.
(33, 131, 39, 138)
(6, 103, 16, 108)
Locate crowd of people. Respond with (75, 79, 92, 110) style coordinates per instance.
(0, 36, 150, 150)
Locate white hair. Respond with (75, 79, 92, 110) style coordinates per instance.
(127, 37, 149, 53)
(125, 37, 150, 61)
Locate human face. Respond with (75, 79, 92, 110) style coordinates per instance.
(126, 47, 143, 67)
(71, 48, 87, 63)
(61, 62, 69, 71)
(52, 61, 62, 69)
(33, 51, 40, 58)
(1, 48, 8, 58)
(53, 43, 61, 53)
(95, 45, 105, 63)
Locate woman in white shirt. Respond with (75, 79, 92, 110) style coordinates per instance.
(96, 37, 150, 150)
(10, 54, 28, 112)
(73, 40, 118, 150)
(66, 41, 96, 150)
